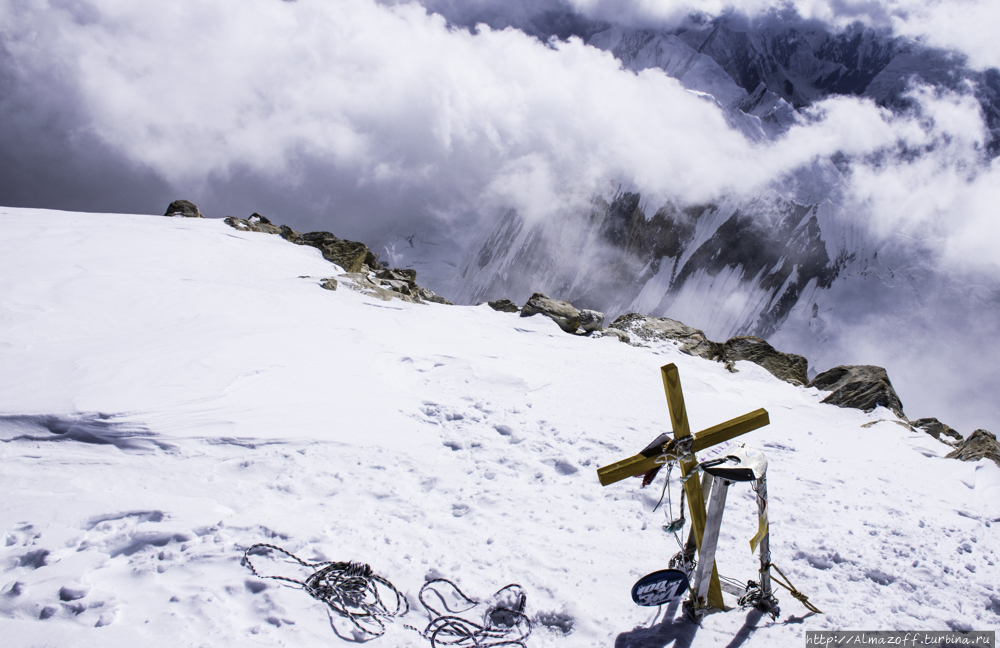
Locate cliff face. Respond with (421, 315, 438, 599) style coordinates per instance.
(456, 187, 853, 343)
(590, 16, 1000, 152)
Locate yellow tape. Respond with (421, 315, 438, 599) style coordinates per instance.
(749, 505, 768, 553)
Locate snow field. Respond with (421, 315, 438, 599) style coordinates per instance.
(1, 208, 998, 646)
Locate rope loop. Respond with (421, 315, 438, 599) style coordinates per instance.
(419, 579, 531, 648)
(243, 543, 408, 637)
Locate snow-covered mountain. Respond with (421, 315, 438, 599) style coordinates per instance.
(447, 9, 1000, 433)
(666, 15, 1000, 151)
(456, 188, 856, 343)
(1, 208, 998, 646)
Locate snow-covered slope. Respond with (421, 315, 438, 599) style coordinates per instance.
(2, 208, 998, 647)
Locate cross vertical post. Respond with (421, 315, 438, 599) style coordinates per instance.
(661, 363, 727, 610)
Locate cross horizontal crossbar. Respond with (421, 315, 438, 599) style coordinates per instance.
(596, 409, 770, 487)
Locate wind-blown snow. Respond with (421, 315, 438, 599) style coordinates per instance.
(1, 209, 998, 646)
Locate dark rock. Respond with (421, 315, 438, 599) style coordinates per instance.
(579, 309, 605, 334)
(376, 267, 417, 287)
(279, 225, 302, 243)
(297, 231, 372, 273)
(223, 213, 282, 234)
(721, 336, 808, 386)
(945, 429, 1000, 469)
(520, 293, 581, 333)
(416, 287, 453, 305)
(225, 218, 378, 271)
(380, 279, 411, 295)
(226, 214, 451, 304)
(808, 365, 904, 417)
(164, 199, 202, 218)
(609, 313, 721, 360)
(224, 216, 248, 230)
(487, 298, 519, 313)
(911, 418, 963, 443)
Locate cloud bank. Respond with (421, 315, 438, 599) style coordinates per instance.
(2, 0, 997, 259)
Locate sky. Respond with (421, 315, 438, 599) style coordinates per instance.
(1, 0, 999, 431)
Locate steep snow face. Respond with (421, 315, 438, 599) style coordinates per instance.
(1, 208, 998, 647)
(588, 27, 750, 108)
(585, 24, 796, 140)
(594, 15, 1000, 152)
(678, 19, 900, 107)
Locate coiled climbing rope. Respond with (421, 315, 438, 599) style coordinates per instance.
(242, 544, 532, 646)
(243, 543, 408, 636)
(418, 579, 531, 648)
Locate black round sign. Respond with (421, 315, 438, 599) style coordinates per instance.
(630, 569, 690, 606)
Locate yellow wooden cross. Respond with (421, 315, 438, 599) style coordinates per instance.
(597, 363, 769, 610)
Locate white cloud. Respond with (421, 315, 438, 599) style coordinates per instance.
(1, 0, 995, 255)
(3, 0, 996, 263)
(0, 0, 749, 218)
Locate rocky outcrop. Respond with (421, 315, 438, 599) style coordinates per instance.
(224, 213, 281, 234)
(487, 298, 519, 313)
(721, 336, 809, 386)
(414, 287, 453, 305)
(378, 267, 416, 286)
(911, 418, 963, 444)
(945, 429, 1000, 469)
(375, 268, 416, 296)
(609, 313, 722, 360)
(808, 365, 904, 418)
(221, 213, 451, 305)
(520, 293, 581, 333)
(292, 231, 376, 273)
(337, 273, 399, 301)
(608, 315, 807, 384)
(164, 200, 203, 218)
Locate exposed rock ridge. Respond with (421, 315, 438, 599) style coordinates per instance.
(911, 418, 963, 444)
(806, 365, 904, 418)
(518, 293, 606, 335)
(609, 313, 809, 385)
(220, 211, 451, 305)
(945, 429, 1000, 469)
